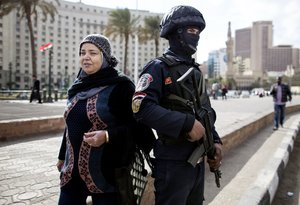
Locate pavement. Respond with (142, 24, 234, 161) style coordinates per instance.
(205, 111, 300, 205)
(0, 96, 300, 205)
(0, 100, 66, 121)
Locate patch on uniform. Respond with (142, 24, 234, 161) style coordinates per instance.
(136, 73, 153, 92)
(164, 77, 172, 85)
(132, 92, 146, 113)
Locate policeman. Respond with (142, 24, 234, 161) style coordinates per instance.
(132, 5, 222, 205)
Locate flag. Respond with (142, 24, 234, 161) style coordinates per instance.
(39, 42, 53, 52)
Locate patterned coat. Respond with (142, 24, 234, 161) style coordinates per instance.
(59, 81, 136, 193)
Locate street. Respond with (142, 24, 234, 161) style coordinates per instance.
(272, 131, 300, 205)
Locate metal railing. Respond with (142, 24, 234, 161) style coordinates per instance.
(0, 89, 68, 101)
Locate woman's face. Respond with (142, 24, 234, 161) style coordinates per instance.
(80, 43, 103, 75)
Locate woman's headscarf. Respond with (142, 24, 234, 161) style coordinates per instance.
(67, 34, 131, 100)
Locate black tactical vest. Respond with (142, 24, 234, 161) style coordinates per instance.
(158, 54, 216, 133)
(158, 54, 206, 114)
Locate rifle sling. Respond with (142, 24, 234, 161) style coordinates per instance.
(166, 93, 193, 106)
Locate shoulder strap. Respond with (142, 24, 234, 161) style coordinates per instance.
(157, 54, 181, 67)
(166, 93, 192, 106)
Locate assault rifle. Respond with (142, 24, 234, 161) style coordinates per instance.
(177, 67, 222, 188)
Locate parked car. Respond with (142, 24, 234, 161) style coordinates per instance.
(227, 90, 239, 98)
(251, 88, 265, 97)
(240, 90, 250, 98)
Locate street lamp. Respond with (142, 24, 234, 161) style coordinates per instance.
(64, 66, 69, 90)
(8, 62, 12, 90)
(134, 0, 139, 84)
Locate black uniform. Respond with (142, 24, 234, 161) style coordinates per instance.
(132, 49, 221, 205)
(132, 5, 222, 205)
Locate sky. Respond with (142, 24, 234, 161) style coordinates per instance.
(66, 0, 300, 63)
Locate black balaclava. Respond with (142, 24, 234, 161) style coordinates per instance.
(168, 27, 200, 58)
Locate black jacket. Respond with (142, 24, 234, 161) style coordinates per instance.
(270, 83, 292, 103)
(132, 49, 221, 161)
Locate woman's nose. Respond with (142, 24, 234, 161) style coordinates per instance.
(83, 53, 91, 59)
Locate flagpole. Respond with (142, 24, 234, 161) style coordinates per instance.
(39, 42, 53, 103)
(47, 48, 53, 103)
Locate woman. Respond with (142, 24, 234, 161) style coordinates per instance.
(56, 34, 139, 205)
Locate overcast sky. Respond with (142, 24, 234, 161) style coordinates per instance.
(66, 0, 300, 62)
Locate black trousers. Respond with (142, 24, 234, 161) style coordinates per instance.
(153, 159, 205, 205)
(30, 90, 42, 103)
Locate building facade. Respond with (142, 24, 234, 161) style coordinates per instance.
(266, 45, 299, 72)
(0, 0, 167, 89)
(235, 27, 251, 59)
(207, 48, 227, 79)
(235, 21, 299, 80)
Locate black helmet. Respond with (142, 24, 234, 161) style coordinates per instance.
(160, 5, 206, 39)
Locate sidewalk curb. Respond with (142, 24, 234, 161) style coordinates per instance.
(221, 104, 300, 154)
(237, 115, 300, 205)
(0, 115, 65, 141)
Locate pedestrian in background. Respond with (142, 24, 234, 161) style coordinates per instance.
(221, 85, 228, 100)
(56, 34, 150, 205)
(29, 75, 42, 103)
(132, 5, 222, 205)
(212, 82, 219, 100)
(270, 76, 292, 130)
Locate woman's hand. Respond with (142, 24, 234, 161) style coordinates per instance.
(83, 130, 107, 147)
(56, 160, 64, 172)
